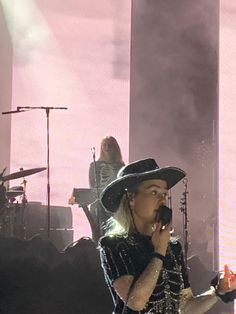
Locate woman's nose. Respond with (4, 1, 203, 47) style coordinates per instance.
(161, 198, 167, 205)
(159, 194, 167, 204)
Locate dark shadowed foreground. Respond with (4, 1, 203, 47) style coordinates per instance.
(0, 236, 232, 314)
(0, 236, 113, 314)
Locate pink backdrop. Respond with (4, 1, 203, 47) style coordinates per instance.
(2, 4, 236, 308)
(1, 0, 131, 240)
(220, 0, 236, 311)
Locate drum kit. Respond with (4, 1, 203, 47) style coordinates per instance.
(0, 167, 46, 239)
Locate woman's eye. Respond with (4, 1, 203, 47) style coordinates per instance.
(151, 190, 158, 195)
(150, 190, 167, 198)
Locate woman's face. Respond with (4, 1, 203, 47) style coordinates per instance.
(130, 179, 168, 225)
(101, 138, 117, 155)
(102, 140, 112, 152)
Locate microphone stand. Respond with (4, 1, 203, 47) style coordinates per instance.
(179, 178, 189, 266)
(91, 147, 102, 240)
(91, 147, 100, 200)
(2, 106, 67, 239)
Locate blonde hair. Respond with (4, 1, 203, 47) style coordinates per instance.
(99, 136, 123, 163)
(105, 194, 135, 236)
(105, 188, 179, 243)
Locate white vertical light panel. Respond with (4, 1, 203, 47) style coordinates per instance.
(219, 1, 236, 311)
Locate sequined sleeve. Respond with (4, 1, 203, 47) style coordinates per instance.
(171, 241, 190, 289)
(99, 236, 135, 285)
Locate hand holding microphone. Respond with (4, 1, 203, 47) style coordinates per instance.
(157, 205, 173, 230)
(152, 205, 173, 256)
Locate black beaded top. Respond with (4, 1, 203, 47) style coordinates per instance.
(99, 233, 190, 314)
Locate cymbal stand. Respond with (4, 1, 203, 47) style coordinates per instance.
(0, 181, 8, 237)
(3, 106, 68, 239)
(20, 173, 28, 239)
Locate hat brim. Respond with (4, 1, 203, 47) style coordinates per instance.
(100, 167, 186, 213)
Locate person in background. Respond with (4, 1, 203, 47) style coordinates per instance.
(99, 158, 236, 314)
(89, 136, 125, 241)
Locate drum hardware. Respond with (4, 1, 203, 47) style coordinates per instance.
(2, 167, 46, 182)
(4, 187, 23, 238)
(0, 183, 8, 208)
(0, 201, 18, 238)
(0, 175, 10, 236)
(20, 175, 28, 239)
(0, 166, 46, 239)
(6, 189, 24, 199)
(2, 106, 67, 239)
(6, 186, 24, 203)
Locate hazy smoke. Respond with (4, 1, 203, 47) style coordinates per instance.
(130, 0, 218, 268)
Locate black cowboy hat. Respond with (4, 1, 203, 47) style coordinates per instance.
(100, 158, 186, 213)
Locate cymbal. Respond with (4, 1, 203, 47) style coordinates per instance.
(3, 167, 47, 181)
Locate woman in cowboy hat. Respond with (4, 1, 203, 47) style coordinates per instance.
(99, 158, 236, 314)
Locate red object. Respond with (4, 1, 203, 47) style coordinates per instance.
(224, 265, 236, 289)
(224, 265, 235, 279)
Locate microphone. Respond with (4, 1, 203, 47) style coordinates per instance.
(158, 205, 172, 225)
(156, 205, 172, 229)
(91, 147, 96, 160)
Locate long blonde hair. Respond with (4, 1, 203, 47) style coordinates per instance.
(105, 193, 135, 236)
(99, 136, 123, 163)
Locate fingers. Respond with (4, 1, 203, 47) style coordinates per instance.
(161, 224, 172, 231)
(165, 224, 174, 234)
(160, 224, 172, 235)
(68, 196, 76, 205)
(152, 222, 161, 232)
(152, 224, 171, 255)
(152, 222, 172, 238)
(224, 265, 231, 277)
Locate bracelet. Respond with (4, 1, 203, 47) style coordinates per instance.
(151, 252, 165, 262)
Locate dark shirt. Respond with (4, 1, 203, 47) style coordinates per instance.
(100, 233, 190, 314)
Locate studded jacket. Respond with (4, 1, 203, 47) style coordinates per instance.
(100, 233, 190, 314)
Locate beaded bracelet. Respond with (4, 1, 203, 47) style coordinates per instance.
(151, 252, 165, 262)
